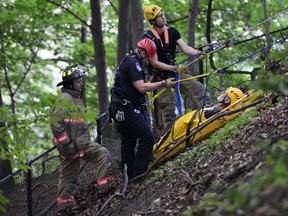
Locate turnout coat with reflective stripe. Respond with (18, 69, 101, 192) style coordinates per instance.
(51, 88, 90, 148)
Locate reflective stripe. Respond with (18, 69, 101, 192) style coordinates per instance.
(97, 176, 114, 187)
(78, 151, 84, 158)
(64, 117, 85, 124)
(60, 151, 85, 159)
(56, 133, 69, 144)
(57, 196, 74, 205)
(60, 153, 78, 159)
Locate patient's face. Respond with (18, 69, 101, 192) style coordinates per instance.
(217, 90, 228, 103)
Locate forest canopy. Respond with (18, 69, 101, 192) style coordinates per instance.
(0, 0, 287, 178)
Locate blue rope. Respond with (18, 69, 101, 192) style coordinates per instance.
(174, 73, 183, 117)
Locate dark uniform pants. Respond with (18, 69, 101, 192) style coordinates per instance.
(110, 102, 154, 180)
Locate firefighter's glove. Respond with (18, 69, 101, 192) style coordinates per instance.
(175, 64, 187, 74)
(197, 51, 207, 61)
(164, 77, 176, 88)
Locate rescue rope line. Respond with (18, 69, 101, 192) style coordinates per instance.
(188, 36, 286, 82)
(227, 8, 288, 42)
(179, 8, 288, 66)
(196, 34, 287, 125)
(130, 97, 265, 184)
(149, 35, 287, 104)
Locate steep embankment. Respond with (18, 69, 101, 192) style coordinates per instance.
(74, 94, 288, 216)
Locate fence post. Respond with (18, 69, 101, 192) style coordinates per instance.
(96, 116, 102, 144)
(26, 162, 33, 216)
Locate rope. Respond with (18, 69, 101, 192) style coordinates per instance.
(222, 35, 288, 71)
(227, 8, 288, 42)
(175, 73, 183, 116)
(178, 8, 288, 66)
(150, 73, 211, 102)
(178, 35, 288, 151)
(149, 35, 287, 103)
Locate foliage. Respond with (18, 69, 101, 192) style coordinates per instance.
(183, 139, 288, 215)
(0, 0, 287, 211)
(0, 0, 286, 163)
(252, 72, 288, 96)
(0, 191, 9, 213)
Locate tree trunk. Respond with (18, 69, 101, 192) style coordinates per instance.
(129, 0, 143, 49)
(80, 0, 87, 106)
(117, 0, 130, 64)
(0, 158, 13, 180)
(206, 0, 217, 71)
(188, 0, 200, 76)
(0, 30, 13, 179)
(90, 0, 109, 113)
(186, 0, 200, 111)
(262, 0, 272, 71)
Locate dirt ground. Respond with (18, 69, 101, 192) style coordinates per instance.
(70, 94, 288, 216)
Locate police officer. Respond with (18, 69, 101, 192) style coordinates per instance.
(109, 38, 175, 180)
(143, 4, 212, 131)
(51, 64, 114, 214)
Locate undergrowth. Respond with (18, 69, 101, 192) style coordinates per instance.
(183, 139, 288, 216)
(151, 105, 260, 176)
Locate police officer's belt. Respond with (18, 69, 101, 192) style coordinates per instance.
(111, 95, 146, 112)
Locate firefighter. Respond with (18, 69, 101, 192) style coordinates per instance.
(109, 38, 176, 180)
(143, 4, 212, 131)
(51, 64, 114, 214)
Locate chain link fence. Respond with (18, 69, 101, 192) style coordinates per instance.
(0, 112, 121, 216)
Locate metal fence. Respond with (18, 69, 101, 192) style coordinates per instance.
(0, 111, 121, 216)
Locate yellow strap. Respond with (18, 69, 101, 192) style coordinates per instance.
(149, 72, 213, 103)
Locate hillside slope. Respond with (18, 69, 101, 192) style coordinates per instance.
(72, 94, 288, 216)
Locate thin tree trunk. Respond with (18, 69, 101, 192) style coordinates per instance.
(262, 0, 272, 70)
(90, 0, 109, 113)
(206, 0, 217, 71)
(117, 0, 130, 64)
(0, 26, 13, 179)
(80, 0, 87, 106)
(129, 0, 143, 49)
(188, 0, 200, 76)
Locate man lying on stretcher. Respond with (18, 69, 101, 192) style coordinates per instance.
(152, 87, 248, 162)
(203, 87, 244, 119)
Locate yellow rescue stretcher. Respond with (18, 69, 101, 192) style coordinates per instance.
(153, 89, 263, 163)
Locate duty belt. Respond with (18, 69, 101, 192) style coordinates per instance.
(111, 95, 146, 113)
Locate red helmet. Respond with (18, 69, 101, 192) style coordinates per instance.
(137, 38, 156, 58)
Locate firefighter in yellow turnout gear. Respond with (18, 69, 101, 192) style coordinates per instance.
(51, 64, 115, 214)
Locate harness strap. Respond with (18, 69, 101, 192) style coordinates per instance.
(185, 111, 198, 147)
(150, 26, 169, 49)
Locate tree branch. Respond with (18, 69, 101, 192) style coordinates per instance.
(107, 0, 118, 14)
(45, 0, 91, 30)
